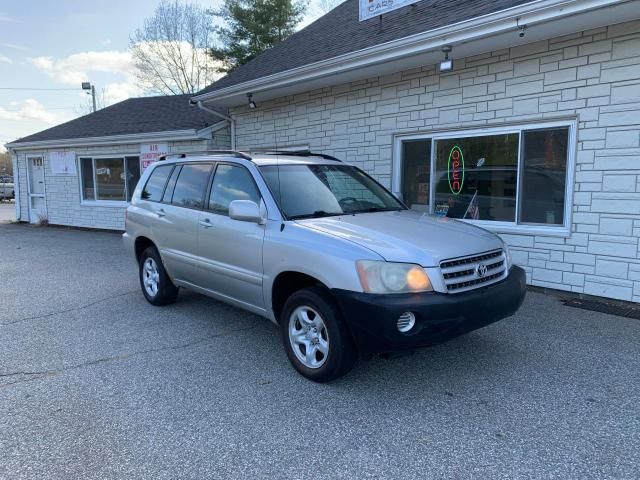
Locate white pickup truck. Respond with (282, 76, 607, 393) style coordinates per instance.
(0, 175, 15, 200)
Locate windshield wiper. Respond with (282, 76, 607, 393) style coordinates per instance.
(350, 207, 402, 214)
(289, 210, 344, 220)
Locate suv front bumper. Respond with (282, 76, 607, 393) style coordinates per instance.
(332, 265, 526, 355)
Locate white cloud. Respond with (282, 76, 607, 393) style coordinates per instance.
(0, 99, 64, 125)
(28, 50, 136, 86)
(102, 81, 142, 104)
(0, 15, 16, 23)
(0, 54, 11, 64)
(1, 42, 28, 51)
(28, 49, 143, 107)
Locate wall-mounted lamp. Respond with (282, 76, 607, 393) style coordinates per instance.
(247, 93, 257, 109)
(439, 45, 453, 73)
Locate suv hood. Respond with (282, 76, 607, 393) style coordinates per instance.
(295, 210, 503, 267)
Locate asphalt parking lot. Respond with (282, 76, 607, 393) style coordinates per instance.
(0, 201, 15, 223)
(1, 224, 639, 479)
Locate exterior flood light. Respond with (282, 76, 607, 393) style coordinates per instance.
(247, 93, 257, 109)
(439, 45, 453, 72)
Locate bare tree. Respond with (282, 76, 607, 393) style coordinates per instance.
(130, 0, 221, 95)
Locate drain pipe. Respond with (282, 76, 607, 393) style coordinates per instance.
(195, 100, 236, 150)
(7, 147, 20, 221)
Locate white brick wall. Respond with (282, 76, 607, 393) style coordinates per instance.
(12, 128, 231, 231)
(231, 20, 640, 302)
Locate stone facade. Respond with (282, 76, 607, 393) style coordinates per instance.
(231, 21, 640, 302)
(12, 127, 231, 231)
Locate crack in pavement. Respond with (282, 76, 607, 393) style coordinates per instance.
(0, 325, 259, 388)
(1, 290, 139, 326)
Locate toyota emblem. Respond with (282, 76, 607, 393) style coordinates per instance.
(476, 263, 488, 277)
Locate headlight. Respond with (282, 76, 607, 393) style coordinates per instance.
(356, 260, 433, 294)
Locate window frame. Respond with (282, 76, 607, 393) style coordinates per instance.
(78, 154, 141, 207)
(205, 162, 263, 217)
(392, 119, 577, 237)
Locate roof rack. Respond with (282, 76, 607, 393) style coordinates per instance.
(158, 150, 252, 161)
(249, 149, 342, 162)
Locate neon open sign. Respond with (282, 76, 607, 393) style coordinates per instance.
(448, 145, 464, 194)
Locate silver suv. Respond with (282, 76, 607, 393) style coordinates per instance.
(124, 151, 526, 382)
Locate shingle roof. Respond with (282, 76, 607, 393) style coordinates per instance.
(197, 0, 533, 96)
(10, 94, 226, 145)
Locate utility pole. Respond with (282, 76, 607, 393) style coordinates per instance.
(81, 82, 97, 112)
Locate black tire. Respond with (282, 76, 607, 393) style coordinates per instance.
(280, 286, 357, 382)
(139, 246, 178, 306)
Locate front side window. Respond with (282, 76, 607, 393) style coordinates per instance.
(208, 164, 261, 215)
(260, 164, 404, 219)
(170, 163, 213, 209)
(396, 123, 572, 229)
(80, 156, 140, 202)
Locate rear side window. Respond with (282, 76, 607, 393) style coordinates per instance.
(162, 166, 181, 203)
(171, 163, 213, 209)
(209, 164, 261, 215)
(142, 165, 173, 201)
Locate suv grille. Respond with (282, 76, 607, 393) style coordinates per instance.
(440, 249, 507, 293)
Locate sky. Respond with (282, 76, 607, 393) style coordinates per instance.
(0, 0, 332, 151)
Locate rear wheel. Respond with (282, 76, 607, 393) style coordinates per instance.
(280, 287, 357, 382)
(139, 246, 178, 306)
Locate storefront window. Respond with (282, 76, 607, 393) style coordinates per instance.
(401, 140, 431, 210)
(80, 156, 141, 203)
(434, 134, 519, 221)
(519, 128, 569, 225)
(395, 122, 573, 230)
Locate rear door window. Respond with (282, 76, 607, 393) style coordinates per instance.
(141, 165, 173, 202)
(171, 163, 214, 209)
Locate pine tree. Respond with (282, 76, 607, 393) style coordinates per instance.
(209, 0, 307, 72)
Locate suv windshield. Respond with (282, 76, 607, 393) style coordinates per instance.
(260, 164, 405, 220)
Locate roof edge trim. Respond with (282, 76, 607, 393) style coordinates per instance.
(192, 0, 623, 103)
(6, 129, 203, 151)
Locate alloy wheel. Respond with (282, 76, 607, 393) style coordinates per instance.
(288, 306, 330, 369)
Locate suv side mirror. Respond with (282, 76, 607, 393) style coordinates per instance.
(229, 200, 262, 224)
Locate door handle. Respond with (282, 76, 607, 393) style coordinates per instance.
(199, 218, 213, 228)
(156, 209, 166, 218)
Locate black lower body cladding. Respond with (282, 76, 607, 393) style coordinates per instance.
(332, 266, 527, 355)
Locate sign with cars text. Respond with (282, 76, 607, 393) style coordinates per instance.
(359, 0, 421, 21)
(140, 143, 169, 171)
(49, 151, 76, 176)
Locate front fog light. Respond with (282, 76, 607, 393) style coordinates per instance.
(397, 312, 416, 333)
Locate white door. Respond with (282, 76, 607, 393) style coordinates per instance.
(27, 156, 46, 223)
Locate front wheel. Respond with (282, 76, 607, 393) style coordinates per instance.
(280, 287, 357, 382)
(139, 246, 178, 306)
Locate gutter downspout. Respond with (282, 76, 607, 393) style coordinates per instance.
(8, 147, 20, 222)
(196, 101, 236, 150)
